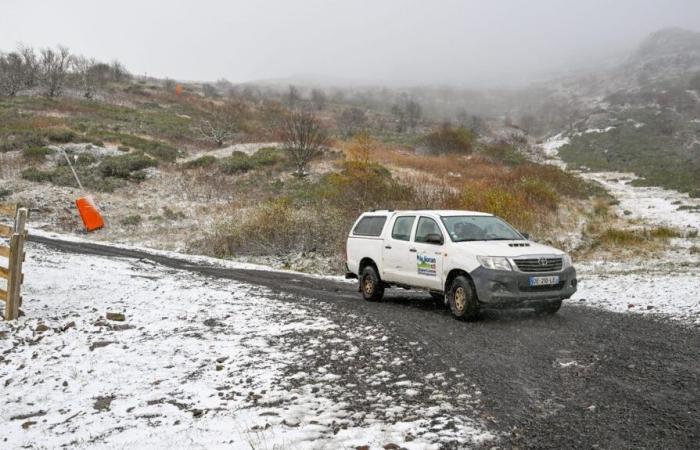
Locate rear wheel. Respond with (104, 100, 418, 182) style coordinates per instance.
(360, 266, 384, 302)
(448, 275, 479, 320)
(535, 300, 562, 315)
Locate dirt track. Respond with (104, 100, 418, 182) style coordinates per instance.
(29, 234, 700, 449)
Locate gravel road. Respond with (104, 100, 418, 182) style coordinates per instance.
(29, 234, 700, 449)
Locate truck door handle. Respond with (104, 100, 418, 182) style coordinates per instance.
(409, 248, 417, 252)
(385, 245, 392, 249)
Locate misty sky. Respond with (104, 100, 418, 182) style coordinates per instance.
(2, 0, 699, 86)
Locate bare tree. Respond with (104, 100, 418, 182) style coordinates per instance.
(163, 78, 175, 92)
(197, 101, 246, 147)
(202, 83, 219, 98)
(310, 88, 327, 110)
(405, 99, 422, 130)
(282, 110, 329, 177)
(72, 55, 101, 99)
(39, 46, 71, 97)
(518, 113, 537, 134)
(19, 45, 38, 88)
(287, 85, 301, 108)
(0, 52, 25, 96)
(338, 107, 368, 138)
(109, 60, 130, 82)
(390, 103, 407, 132)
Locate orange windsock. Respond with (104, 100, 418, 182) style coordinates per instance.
(76, 196, 105, 232)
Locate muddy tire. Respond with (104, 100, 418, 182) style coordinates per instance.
(535, 300, 562, 315)
(448, 275, 479, 320)
(360, 266, 384, 302)
(430, 292, 445, 307)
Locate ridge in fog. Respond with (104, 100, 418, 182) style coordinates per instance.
(1, 0, 700, 87)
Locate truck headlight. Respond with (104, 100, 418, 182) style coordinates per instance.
(477, 256, 513, 271)
(562, 253, 572, 268)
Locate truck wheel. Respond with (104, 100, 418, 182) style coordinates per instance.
(430, 292, 445, 307)
(360, 266, 384, 302)
(535, 300, 562, 315)
(448, 276, 479, 320)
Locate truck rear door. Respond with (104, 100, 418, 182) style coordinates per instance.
(382, 215, 417, 284)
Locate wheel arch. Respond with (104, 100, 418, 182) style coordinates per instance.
(359, 257, 379, 275)
(445, 268, 473, 292)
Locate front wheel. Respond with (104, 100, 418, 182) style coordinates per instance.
(360, 266, 384, 302)
(448, 276, 479, 320)
(535, 300, 562, 315)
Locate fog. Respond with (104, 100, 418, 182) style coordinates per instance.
(2, 0, 699, 87)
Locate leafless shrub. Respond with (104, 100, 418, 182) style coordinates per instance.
(281, 110, 330, 177)
(0, 52, 25, 96)
(338, 107, 368, 138)
(72, 55, 102, 99)
(197, 100, 246, 147)
(39, 46, 71, 97)
(310, 88, 326, 110)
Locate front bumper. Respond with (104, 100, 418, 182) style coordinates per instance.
(470, 266, 577, 308)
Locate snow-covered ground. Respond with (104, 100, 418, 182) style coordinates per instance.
(0, 244, 494, 449)
(542, 135, 700, 325)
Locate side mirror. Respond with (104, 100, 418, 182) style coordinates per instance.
(426, 233, 444, 245)
(521, 232, 530, 240)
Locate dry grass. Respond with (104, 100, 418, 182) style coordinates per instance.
(353, 141, 593, 232)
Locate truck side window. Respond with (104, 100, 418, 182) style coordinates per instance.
(352, 216, 387, 236)
(391, 216, 415, 241)
(414, 217, 443, 244)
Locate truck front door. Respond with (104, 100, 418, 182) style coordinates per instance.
(406, 216, 445, 291)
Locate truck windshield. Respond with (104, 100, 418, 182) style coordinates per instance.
(441, 216, 524, 242)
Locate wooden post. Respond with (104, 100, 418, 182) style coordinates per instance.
(4, 208, 27, 321)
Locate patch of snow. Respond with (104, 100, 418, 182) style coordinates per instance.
(583, 172, 700, 231)
(573, 263, 700, 324)
(0, 244, 495, 448)
(180, 142, 281, 163)
(541, 133, 570, 157)
(539, 135, 700, 324)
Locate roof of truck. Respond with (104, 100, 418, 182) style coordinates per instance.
(366, 209, 493, 217)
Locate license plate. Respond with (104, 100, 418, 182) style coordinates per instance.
(529, 276, 559, 286)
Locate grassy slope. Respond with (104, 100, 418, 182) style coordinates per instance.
(558, 87, 700, 197)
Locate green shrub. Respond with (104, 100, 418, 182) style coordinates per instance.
(516, 177, 559, 211)
(251, 147, 283, 166)
(120, 214, 143, 226)
(220, 152, 253, 174)
(163, 206, 186, 220)
(0, 188, 11, 199)
(419, 125, 475, 154)
(22, 146, 54, 161)
(46, 129, 76, 143)
(100, 153, 157, 178)
(1, 131, 45, 153)
(183, 155, 218, 169)
(648, 226, 681, 239)
(21, 167, 53, 182)
(76, 153, 97, 166)
(481, 142, 525, 165)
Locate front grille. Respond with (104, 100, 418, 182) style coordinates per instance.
(514, 257, 563, 273)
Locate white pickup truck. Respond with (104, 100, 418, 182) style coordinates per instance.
(345, 210, 577, 320)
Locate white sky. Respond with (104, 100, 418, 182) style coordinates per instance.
(1, 0, 699, 86)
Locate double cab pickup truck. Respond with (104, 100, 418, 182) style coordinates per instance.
(345, 210, 577, 320)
